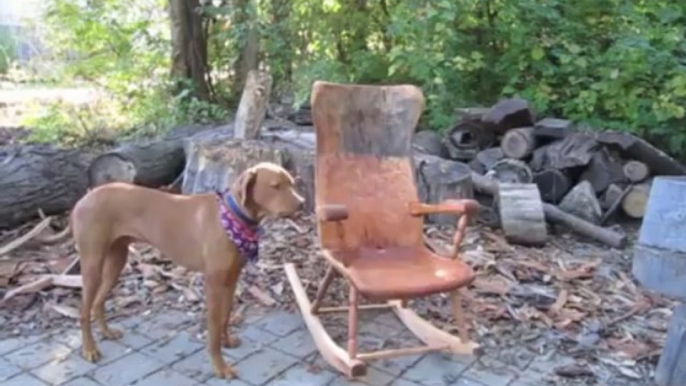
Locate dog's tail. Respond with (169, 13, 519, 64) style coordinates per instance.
(38, 224, 72, 245)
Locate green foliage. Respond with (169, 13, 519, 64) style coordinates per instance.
(0, 26, 18, 74)
(26, 0, 686, 157)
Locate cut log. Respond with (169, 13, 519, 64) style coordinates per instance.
(532, 169, 572, 204)
(88, 139, 186, 188)
(0, 145, 90, 229)
(414, 155, 473, 225)
(579, 148, 626, 194)
(182, 133, 288, 195)
(497, 183, 547, 246)
(558, 180, 602, 224)
(476, 148, 504, 171)
(623, 160, 650, 183)
(622, 181, 652, 219)
(501, 127, 536, 159)
(471, 171, 627, 248)
(594, 131, 686, 175)
(489, 159, 533, 184)
(533, 118, 574, 139)
(600, 184, 632, 225)
(444, 120, 496, 160)
(234, 70, 273, 140)
(483, 98, 535, 134)
(530, 133, 600, 171)
(413, 130, 448, 158)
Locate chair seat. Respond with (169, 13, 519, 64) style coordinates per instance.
(330, 247, 475, 300)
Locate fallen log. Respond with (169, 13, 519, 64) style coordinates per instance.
(594, 131, 686, 176)
(88, 138, 186, 188)
(0, 217, 52, 257)
(623, 160, 650, 183)
(497, 183, 547, 246)
(0, 145, 91, 229)
(501, 127, 536, 159)
(234, 70, 273, 140)
(414, 155, 473, 225)
(471, 172, 627, 248)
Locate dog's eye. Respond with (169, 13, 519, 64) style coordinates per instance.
(271, 181, 281, 189)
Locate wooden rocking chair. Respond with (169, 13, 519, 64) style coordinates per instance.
(284, 81, 481, 378)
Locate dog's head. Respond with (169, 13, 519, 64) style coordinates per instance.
(232, 162, 305, 220)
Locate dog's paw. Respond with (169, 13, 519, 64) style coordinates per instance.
(223, 335, 242, 348)
(213, 363, 237, 379)
(82, 346, 102, 363)
(102, 328, 123, 340)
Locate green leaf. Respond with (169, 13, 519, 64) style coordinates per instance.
(531, 47, 545, 61)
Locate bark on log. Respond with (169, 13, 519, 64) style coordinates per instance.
(483, 98, 535, 134)
(181, 131, 287, 195)
(497, 183, 547, 246)
(88, 139, 186, 188)
(532, 169, 572, 204)
(413, 130, 448, 158)
(533, 118, 574, 139)
(579, 148, 626, 194)
(600, 183, 627, 211)
(489, 158, 533, 184)
(594, 131, 686, 175)
(476, 147, 504, 171)
(558, 181, 602, 224)
(0, 145, 90, 229)
(501, 127, 536, 159)
(600, 184, 632, 225)
(622, 181, 652, 219)
(530, 133, 599, 171)
(414, 155, 473, 225)
(623, 160, 650, 183)
(234, 70, 273, 140)
(471, 171, 627, 248)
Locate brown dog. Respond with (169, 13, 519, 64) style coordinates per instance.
(63, 162, 303, 378)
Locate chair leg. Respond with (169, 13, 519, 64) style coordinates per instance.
(451, 289, 470, 343)
(311, 265, 336, 314)
(348, 285, 359, 359)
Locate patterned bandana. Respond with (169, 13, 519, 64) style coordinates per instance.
(215, 191, 262, 263)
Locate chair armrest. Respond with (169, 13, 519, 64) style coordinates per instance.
(317, 204, 349, 222)
(410, 199, 480, 259)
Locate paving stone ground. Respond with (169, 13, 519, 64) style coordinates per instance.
(0, 308, 592, 386)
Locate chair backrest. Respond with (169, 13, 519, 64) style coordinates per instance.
(312, 81, 425, 251)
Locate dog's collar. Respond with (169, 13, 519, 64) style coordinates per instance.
(216, 190, 260, 228)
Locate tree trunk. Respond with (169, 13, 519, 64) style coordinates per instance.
(170, 0, 210, 101)
(88, 139, 186, 189)
(233, 0, 260, 95)
(0, 145, 91, 229)
(234, 70, 273, 140)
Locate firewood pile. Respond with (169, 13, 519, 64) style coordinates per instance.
(413, 97, 686, 248)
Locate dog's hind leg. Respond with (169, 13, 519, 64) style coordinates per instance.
(93, 238, 129, 340)
(79, 243, 107, 363)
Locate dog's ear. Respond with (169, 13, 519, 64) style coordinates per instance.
(236, 169, 257, 208)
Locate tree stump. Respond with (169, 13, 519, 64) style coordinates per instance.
(181, 133, 287, 195)
(414, 154, 473, 225)
(622, 181, 652, 219)
(0, 145, 91, 229)
(558, 180, 602, 224)
(234, 70, 273, 140)
(623, 160, 650, 183)
(501, 127, 536, 159)
(497, 183, 547, 246)
(489, 158, 533, 184)
(532, 169, 572, 204)
(88, 139, 186, 188)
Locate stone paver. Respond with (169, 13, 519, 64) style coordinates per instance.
(31, 352, 97, 386)
(402, 352, 474, 386)
(0, 308, 628, 386)
(5, 339, 72, 370)
(91, 352, 164, 386)
(233, 346, 298, 385)
(0, 358, 22, 382)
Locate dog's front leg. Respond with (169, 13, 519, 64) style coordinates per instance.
(205, 274, 237, 379)
(222, 279, 241, 348)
